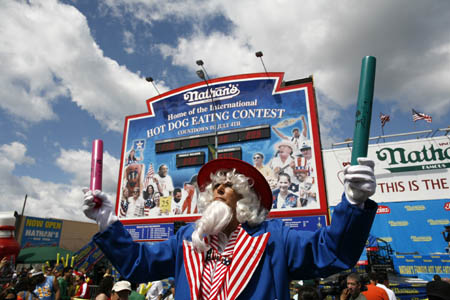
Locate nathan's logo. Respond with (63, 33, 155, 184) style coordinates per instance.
(427, 219, 449, 226)
(445, 202, 450, 211)
(376, 145, 450, 173)
(389, 221, 408, 227)
(410, 236, 432, 242)
(376, 205, 391, 214)
(404, 205, 425, 211)
(184, 84, 240, 105)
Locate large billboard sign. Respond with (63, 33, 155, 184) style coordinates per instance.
(323, 136, 450, 206)
(116, 73, 328, 226)
(20, 217, 63, 248)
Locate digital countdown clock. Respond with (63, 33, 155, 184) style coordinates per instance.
(210, 147, 242, 161)
(155, 125, 270, 153)
(175, 147, 242, 168)
(175, 151, 205, 168)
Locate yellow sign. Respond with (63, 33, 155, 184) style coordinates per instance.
(160, 196, 172, 214)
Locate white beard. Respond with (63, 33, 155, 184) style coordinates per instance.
(191, 200, 232, 252)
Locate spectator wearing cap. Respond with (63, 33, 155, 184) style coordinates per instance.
(73, 273, 89, 299)
(111, 281, 131, 300)
(299, 142, 316, 184)
(30, 269, 59, 300)
(269, 140, 295, 180)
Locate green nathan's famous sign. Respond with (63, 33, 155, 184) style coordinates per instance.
(376, 144, 450, 173)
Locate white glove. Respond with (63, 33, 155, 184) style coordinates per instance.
(82, 188, 118, 232)
(344, 157, 376, 205)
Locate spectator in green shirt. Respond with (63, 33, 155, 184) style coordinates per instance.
(57, 267, 72, 300)
(128, 282, 144, 300)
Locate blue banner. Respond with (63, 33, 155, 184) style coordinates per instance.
(331, 199, 450, 255)
(370, 199, 450, 254)
(280, 215, 327, 231)
(126, 215, 326, 243)
(124, 223, 174, 241)
(73, 241, 104, 272)
(21, 216, 62, 248)
(392, 254, 450, 277)
(390, 282, 427, 300)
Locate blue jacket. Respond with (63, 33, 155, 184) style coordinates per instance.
(93, 194, 377, 300)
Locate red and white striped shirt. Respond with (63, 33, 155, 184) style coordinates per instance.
(183, 225, 270, 300)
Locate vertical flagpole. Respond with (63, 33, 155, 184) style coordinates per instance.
(351, 56, 376, 165)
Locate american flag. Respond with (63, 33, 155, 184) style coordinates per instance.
(380, 113, 390, 127)
(412, 109, 432, 123)
(144, 163, 155, 188)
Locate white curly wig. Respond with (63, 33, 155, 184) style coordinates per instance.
(200, 169, 268, 224)
(191, 168, 269, 252)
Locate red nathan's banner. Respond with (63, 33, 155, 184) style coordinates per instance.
(444, 202, 450, 211)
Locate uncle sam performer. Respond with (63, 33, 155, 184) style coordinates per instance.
(83, 157, 377, 300)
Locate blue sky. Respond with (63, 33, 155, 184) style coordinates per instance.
(1, 0, 449, 221)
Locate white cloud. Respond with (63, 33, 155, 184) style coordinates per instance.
(55, 148, 120, 193)
(0, 142, 35, 167)
(0, 141, 119, 222)
(0, 0, 167, 132)
(99, 0, 221, 24)
(105, 1, 450, 124)
(151, 0, 450, 142)
(123, 30, 136, 54)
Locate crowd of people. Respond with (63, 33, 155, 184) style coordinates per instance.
(0, 262, 176, 300)
(4, 260, 449, 300)
(289, 271, 450, 300)
(0, 263, 88, 300)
